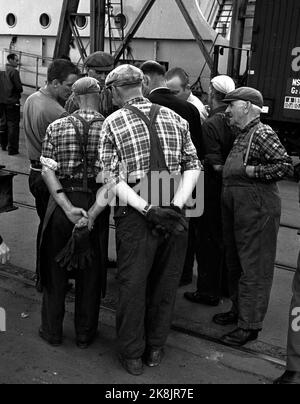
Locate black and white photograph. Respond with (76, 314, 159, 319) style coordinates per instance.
(0, 0, 299, 388)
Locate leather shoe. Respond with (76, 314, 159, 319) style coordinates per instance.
(220, 328, 259, 347)
(39, 328, 62, 347)
(118, 355, 143, 376)
(274, 370, 300, 384)
(213, 311, 238, 326)
(179, 278, 193, 287)
(145, 348, 165, 367)
(76, 333, 98, 350)
(184, 291, 220, 306)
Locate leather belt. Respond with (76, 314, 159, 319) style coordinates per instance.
(30, 160, 42, 170)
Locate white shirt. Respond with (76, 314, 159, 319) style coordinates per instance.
(188, 93, 208, 124)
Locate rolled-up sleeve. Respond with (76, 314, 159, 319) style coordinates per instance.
(181, 124, 202, 172)
(253, 128, 294, 181)
(96, 121, 121, 185)
(41, 125, 58, 171)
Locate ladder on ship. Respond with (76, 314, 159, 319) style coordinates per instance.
(107, 0, 125, 55)
(213, 0, 233, 37)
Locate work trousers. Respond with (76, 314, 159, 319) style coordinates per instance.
(222, 183, 281, 330)
(287, 250, 300, 371)
(115, 207, 188, 359)
(41, 192, 105, 341)
(0, 104, 20, 153)
(29, 170, 50, 277)
(181, 174, 227, 298)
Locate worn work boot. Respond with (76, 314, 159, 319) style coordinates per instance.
(213, 311, 238, 326)
(39, 327, 62, 347)
(220, 328, 259, 347)
(184, 291, 220, 307)
(274, 371, 300, 385)
(144, 348, 165, 368)
(118, 355, 144, 376)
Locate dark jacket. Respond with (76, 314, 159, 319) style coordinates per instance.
(202, 106, 236, 170)
(0, 64, 23, 105)
(148, 88, 203, 159)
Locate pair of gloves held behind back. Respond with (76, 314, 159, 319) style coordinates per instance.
(56, 205, 188, 272)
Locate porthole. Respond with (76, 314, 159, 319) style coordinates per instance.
(114, 13, 127, 30)
(75, 15, 88, 30)
(40, 13, 51, 29)
(6, 14, 17, 28)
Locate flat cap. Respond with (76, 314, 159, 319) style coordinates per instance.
(72, 77, 101, 96)
(105, 64, 144, 88)
(224, 87, 264, 108)
(84, 51, 114, 72)
(211, 75, 236, 94)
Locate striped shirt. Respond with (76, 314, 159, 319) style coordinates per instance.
(41, 110, 105, 179)
(95, 97, 201, 183)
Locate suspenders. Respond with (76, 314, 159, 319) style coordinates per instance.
(68, 114, 104, 192)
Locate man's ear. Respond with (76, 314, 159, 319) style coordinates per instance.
(51, 79, 60, 88)
(143, 75, 150, 86)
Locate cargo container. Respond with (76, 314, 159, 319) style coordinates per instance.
(248, 0, 300, 153)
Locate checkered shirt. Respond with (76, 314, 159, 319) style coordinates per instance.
(96, 97, 201, 184)
(42, 110, 105, 179)
(236, 118, 294, 181)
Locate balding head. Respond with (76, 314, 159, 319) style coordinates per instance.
(140, 61, 167, 95)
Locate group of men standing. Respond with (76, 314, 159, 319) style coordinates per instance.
(6, 50, 298, 382)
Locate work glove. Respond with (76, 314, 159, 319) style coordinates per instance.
(55, 227, 95, 272)
(145, 206, 188, 238)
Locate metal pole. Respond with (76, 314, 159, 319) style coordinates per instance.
(90, 0, 106, 53)
(228, 0, 248, 80)
(114, 0, 157, 63)
(54, 0, 80, 59)
(175, 0, 214, 71)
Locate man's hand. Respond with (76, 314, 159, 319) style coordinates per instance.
(146, 206, 188, 237)
(65, 207, 88, 225)
(0, 242, 10, 264)
(246, 166, 256, 178)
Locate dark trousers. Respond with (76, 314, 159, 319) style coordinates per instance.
(181, 175, 227, 297)
(222, 183, 281, 330)
(41, 193, 104, 340)
(0, 104, 20, 153)
(29, 170, 50, 276)
(115, 207, 188, 359)
(287, 250, 300, 371)
(181, 217, 202, 283)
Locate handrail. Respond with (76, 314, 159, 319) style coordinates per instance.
(2, 48, 84, 90)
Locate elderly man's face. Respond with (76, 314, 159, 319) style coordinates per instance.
(226, 100, 250, 128)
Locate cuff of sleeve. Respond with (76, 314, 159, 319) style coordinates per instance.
(40, 156, 58, 171)
(254, 165, 262, 179)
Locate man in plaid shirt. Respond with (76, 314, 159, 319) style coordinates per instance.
(39, 77, 109, 349)
(213, 87, 294, 347)
(88, 64, 201, 376)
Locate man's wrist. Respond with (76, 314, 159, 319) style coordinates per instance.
(142, 204, 153, 216)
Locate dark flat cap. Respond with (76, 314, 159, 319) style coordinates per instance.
(84, 51, 114, 71)
(105, 65, 144, 87)
(224, 87, 264, 108)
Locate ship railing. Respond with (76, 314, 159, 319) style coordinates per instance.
(2, 49, 84, 91)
